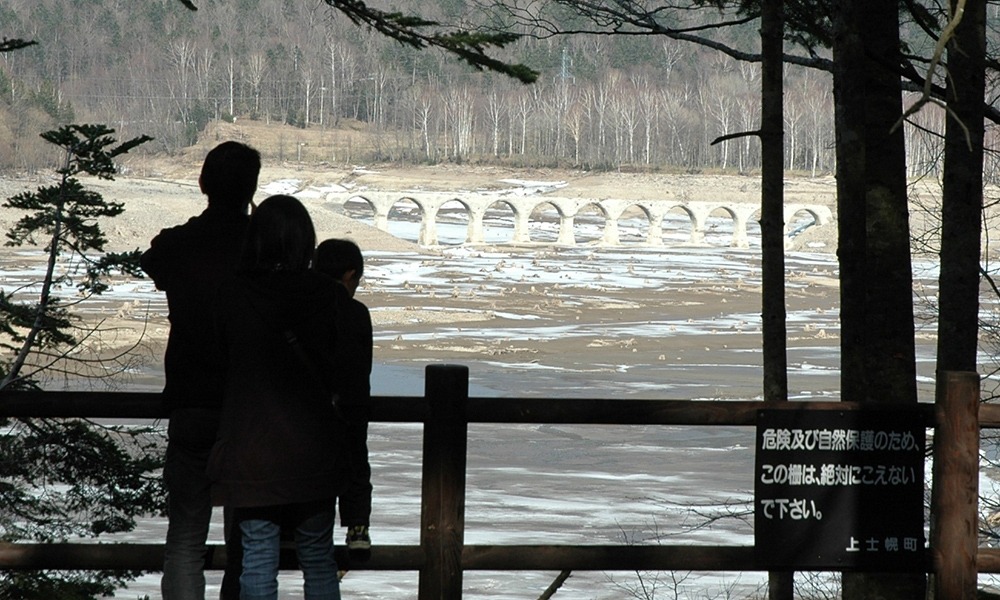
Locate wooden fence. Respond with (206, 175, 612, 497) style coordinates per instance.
(0, 366, 994, 599)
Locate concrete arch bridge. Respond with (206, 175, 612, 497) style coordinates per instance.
(326, 191, 834, 248)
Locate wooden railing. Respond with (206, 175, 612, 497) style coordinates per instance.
(0, 366, 992, 599)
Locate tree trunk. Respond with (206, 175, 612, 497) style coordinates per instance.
(937, 0, 986, 372)
(760, 0, 788, 406)
(760, 2, 791, 597)
(833, 0, 868, 405)
(860, 3, 917, 406)
(834, 0, 923, 597)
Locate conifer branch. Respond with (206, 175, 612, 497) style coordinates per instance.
(173, 0, 538, 82)
(326, 0, 538, 83)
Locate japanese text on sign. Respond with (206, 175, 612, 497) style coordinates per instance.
(759, 498, 822, 520)
(754, 409, 926, 570)
(759, 463, 918, 486)
(759, 428, 920, 452)
(846, 536, 921, 553)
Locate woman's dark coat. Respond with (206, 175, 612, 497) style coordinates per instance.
(208, 270, 348, 508)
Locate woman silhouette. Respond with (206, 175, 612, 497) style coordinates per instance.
(208, 194, 347, 600)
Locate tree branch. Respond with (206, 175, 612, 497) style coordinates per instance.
(892, 0, 969, 149)
(0, 38, 37, 53)
(326, 0, 538, 82)
(711, 130, 762, 145)
(175, 0, 537, 82)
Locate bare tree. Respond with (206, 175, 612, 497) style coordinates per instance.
(443, 84, 476, 160)
(783, 87, 804, 171)
(565, 100, 586, 164)
(408, 81, 437, 160)
(615, 85, 640, 165)
(485, 80, 507, 157)
(195, 46, 214, 103)
(245, 51, 267, 117)
(702, 74, 738, 169)
(800, 70, 833, 177)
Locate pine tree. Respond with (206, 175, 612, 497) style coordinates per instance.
(0, 125, 165, 599)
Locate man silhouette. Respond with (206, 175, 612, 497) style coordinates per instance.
(141, 141, 261, 600)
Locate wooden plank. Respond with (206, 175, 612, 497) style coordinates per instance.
(1, 392, 937, 426)
(1, 542, 968, 572)
(0, 391, 164, 419)
(462, 545, 758, 571)
(978, 403, 1000, 428)
(931, 371, 981, 599)
(419, 365, 469, 600)
(977, 548, 1000, 573)
(0, 543, 423, 571)
(466, 398, 936, 426)
(0, 392, 427, 422)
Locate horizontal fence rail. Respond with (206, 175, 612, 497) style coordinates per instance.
(1, 391, 953, 425)
(0, 367, 993, 600)
(0, 542, 765, 572)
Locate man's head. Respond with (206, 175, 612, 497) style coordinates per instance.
(315, 238, 364, 297)
(199, 141, 261, 212)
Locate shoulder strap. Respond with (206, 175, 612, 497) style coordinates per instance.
(282, 328, 340, 405)
(241, 287, 340, 404)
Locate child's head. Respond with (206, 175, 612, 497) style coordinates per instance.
(315, 238, 364, 297)
(199, 141, 261, 212)
(239, 195, 316, 274)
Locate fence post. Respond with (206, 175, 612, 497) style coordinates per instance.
(931, 370, 980, 599)
(419, 364, 469, 600)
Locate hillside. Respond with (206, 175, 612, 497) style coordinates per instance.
(1, 0, 835, 175)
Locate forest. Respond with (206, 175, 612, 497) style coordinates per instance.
(1, 0, 989, 179)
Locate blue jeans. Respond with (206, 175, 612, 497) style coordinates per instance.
(236, 501, 340, 600)
(162, 408, 226, 600)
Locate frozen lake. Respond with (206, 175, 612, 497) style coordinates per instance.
(103, 242, 954, 599)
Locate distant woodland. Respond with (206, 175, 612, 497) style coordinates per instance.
(0, 0, 982, 177)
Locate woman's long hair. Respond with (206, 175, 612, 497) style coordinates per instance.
(239, 194, 316, 274)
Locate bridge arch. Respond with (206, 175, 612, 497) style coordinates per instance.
(386, 196, 427, 244)
(707, 203, 754, 248)
(572, 202, 610, 245)
(658, 203, 698, 246)
(341, 194, 378, 227)
(702, 205, 738, 247)
(524, 201, 567, 244)
(470, 199, 519, 244)
(431, 197, 474, 246)
(614, 203, 653, 245)
(785, 205, 830, 227)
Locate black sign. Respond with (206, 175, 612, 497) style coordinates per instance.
(754, 409, 925, 570)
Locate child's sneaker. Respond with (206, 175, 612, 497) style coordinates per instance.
(346, 525, 371, 562)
